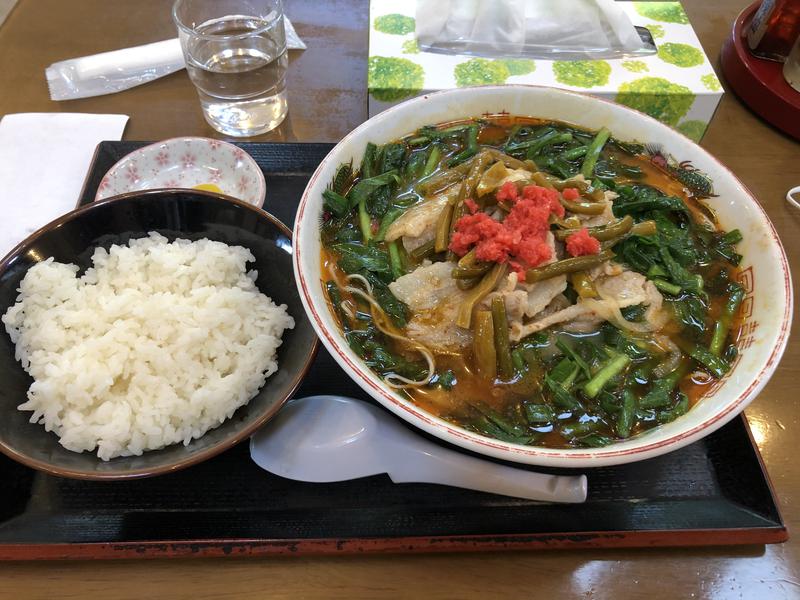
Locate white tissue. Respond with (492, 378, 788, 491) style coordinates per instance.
(416, 0, 649, 60)
(46, 18, 307, 101)
(0, 113, 129, 258)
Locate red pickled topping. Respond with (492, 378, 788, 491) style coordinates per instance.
(522, 184, 565, 218)
(496, 181, 519, 203)
(562, 187, 580, 201)
(565, 228, 601, 257)
(448, 212, 504, 258)
(464, 198, 479, 214)
(449, 184, 565, 280)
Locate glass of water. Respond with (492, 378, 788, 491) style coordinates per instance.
(173, 0, 288, 137)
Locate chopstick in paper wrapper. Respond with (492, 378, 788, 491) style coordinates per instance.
(46, 18, 306, 101)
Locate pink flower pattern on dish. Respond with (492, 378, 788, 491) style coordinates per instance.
(181, 153, 197, 169)
(124, 164, 139, 184)
(95, 138, 264, 206)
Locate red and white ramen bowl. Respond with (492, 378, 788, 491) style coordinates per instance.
(293, 86, 792, 468)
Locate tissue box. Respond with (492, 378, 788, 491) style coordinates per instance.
(368, 1, 722, 142)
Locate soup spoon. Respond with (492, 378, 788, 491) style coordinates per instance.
(250, 395, 587, 503)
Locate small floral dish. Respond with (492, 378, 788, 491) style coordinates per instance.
(95, 137, 266, 207)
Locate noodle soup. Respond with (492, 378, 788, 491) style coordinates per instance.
(318, 116, 743, 449)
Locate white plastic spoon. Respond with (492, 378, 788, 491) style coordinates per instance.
(250, 395, 587, 503)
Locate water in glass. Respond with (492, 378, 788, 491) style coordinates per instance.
(184, 14, 288, 136)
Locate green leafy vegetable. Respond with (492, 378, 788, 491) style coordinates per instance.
(580, 127, 611, 178)
(525, 403, 555, 424)
(333, 243, 391, 274)
(613, 185, 686, 215)
(323, 189, 349, 218)
(583, 353, 631, 399)
(710, 282, 744, 356)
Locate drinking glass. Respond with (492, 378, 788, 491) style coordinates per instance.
(173, 0, 288, 137)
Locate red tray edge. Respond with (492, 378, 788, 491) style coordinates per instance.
(0, 526, 787, 561)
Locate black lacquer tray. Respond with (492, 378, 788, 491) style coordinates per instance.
(0, 142, 785, 560)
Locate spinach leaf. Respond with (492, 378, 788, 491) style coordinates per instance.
(659, 246, 703, 294)
(333, 242, 391, 275)
(698, 227, 743, 266)
(367, 186, 393, 217)
(594, 156, 644, 180)
(371, 279, 409, 327)
(347, 325, 426, 380)
(615, 235, 661, 273)
(322, 189, 349, 217)
(333, 222, 361, 244)
(430, 369, 456, 390)
(379, 142, 406, 174)
(360, 142, 378, 179)
(347, 171, 400, 210)
(357, 269, 410, 327)
(613, 185, 686, 216)
(668, 294, 708, 338)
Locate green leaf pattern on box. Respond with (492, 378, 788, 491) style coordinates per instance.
(368, 56, 424, 101)
(499, 58, 536, 76)
(622, 60, 649, 73)
(657, 42, 704, 68)
(455, 58, 512, 86)
(701, 73, 722, 92)
(374, 14, 415, 35)
(676, 119, 708, 142)
(369, 1, 720, 141)
(634, 2, 689, 24)
(401, 39, 420, 54)
(616, 77, 694, 126)
(553, 60, 612, 87)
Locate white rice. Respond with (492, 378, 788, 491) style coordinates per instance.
(2, 232, 294, 460)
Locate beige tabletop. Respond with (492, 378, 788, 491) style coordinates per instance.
(1, 1, 799, 598)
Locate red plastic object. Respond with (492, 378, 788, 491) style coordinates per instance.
(721, 1, 800, 139)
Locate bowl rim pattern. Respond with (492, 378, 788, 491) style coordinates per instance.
(293, 84, 793, 467)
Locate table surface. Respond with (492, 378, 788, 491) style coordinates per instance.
(0, 0, 798, 598)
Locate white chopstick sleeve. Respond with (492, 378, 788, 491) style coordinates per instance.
(46, 39, 186, 101)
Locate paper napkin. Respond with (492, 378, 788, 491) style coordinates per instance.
(0, 113, 129, 258)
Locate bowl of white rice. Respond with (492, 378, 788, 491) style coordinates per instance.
(0, 190, 318, 479)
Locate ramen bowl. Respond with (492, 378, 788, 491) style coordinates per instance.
(293, 85, 792, 468)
